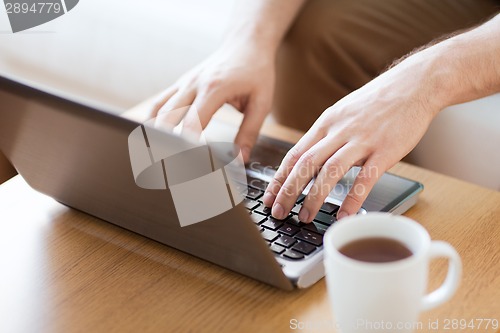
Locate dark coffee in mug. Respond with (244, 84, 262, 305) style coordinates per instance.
(339, 237, 413, 263)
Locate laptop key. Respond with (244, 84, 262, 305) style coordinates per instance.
(247, 176, 269, 191)
(292, 241, 316, 255)
(286, 215, 304, 226)
(270, 243, 285, 255)
(296, 193, 306, 204)
(261, 218, 285, 231)
(283, 249, 305, 260)
(254, 204, 272, 216)
(261, 229, 279, 242)
(244, 198, 259, 210)
(313, 211, 337, 226)
(278, 223, 300, 236)
(275, 235, 296, 248)
(320, 202, 340, 215)
(302, 221, 328, 235)
(246, 187, 263, 200)
(295, 229, 323, 246)
(291, 205, 301, 215)
(250, 213, 267, 224)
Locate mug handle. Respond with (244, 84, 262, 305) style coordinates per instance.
(420, 241, 462, 311)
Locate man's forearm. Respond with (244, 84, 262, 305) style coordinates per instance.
(222, 0, 307, 55)
(427, 14, 500, 110)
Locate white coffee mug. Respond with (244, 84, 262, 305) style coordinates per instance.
(324, 213, 462, 333)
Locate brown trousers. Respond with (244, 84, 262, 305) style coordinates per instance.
(273, 0, 500, 131)
(0, 151, 16, 184)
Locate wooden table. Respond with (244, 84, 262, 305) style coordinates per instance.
(1, 101, 499, 333)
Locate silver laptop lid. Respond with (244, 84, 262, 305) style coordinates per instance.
(0, 74, 294, 290)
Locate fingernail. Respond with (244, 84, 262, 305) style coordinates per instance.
(272, 203, 285, 220)
(298, 207, 310, 222)
(262, 192, 275, 206)
(337, 211, 348, 220)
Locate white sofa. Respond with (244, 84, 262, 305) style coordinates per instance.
(406, 96, 500, 190)
(1, 0, 499, 190)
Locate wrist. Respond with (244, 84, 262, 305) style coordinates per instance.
(221, 26, 279, 58)
(418, 15, 500, 114)
(390, 46, 454, 120)
(418, 43, 460, 115)
(218, 0, 307, 61)
(396, 40, 482, 120)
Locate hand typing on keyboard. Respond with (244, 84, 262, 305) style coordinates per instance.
(260, 57, 441, 222)
(245, 178, 339, 260)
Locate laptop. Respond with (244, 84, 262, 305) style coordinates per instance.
(0, 74, 423, 290)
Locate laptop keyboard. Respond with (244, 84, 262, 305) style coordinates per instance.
(243, 175, 340, 260)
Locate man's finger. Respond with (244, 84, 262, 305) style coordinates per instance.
(270, 136, 343, 220)
(181, 91, 226, 140)
(234, 97, 270, 162)
(337, 159, 384, 219)
(300, 143, 367, 222)
(262, 129, 325, 208)
(150, 86, 178, 117)
(154, 89, 196, 130)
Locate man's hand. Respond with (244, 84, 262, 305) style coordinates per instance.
(263, 14, 500, 222)
(151, 43, 274, 161)
(263, 50, 444, 222)
(150, 0, 306, 161)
